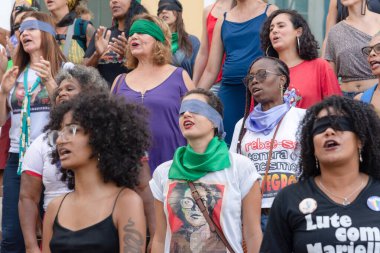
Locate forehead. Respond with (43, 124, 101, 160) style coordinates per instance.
(183, 93, 208, 103)
(59, 78, 81, 88)
(271, 13, 292, 25)
(61, 111, 74, 126)
(316, 107, 342, 118)
(370, 35, 380, 46)
(23, 17, 37, 22)
(250, 59, 277, 72)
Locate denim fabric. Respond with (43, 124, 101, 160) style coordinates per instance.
(261, 213, 269, 233)
(1, 153, 25, 253)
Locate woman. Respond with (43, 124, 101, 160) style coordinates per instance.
(157, 0, 200, 78)
(356, 32, 380, 117)
(325, 0, 380, 98)
(0, 11, 66, 253)
(230, 56, 305, 231)
(42, 93, 148, 252)
(18, 65, 108, 253)
(261, 95, 380, 252)
(150, 88, 262, 253)
(261, 9, 342, 109)
(44, 0, 95, 64)
(197, 0, 277, 145)
(193, 0, 235, 94)
(84, 0, 147, 86)
(111, 14, 194, 173)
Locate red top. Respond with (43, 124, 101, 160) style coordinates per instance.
(207, 4, 224, 83)
(289, 58, 342, 109)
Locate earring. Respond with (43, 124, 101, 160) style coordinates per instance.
(359, 148, 363, 163)
(361, 0, 366, 15)
(297, 37, 301, 55)
(97, 153, 101, 162)
(315, 156, 319, 170)
(280, 85, 284, 97)
(266, 45, 272, 56)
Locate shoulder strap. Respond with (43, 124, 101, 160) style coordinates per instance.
(112, 73, 126, 95)
(264, 4, 271, 14)
(261, 113, 286, 195)
(111, 188, 126, 214)
(361, 84, 378, 103)
(56, 193, 70, 217)
(73, 19, 90, 51)
(223, 12, 227, 20)
(188, 182, 236, 253)
(62, 19, 76, 58)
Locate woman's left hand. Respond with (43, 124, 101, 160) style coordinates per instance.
(34, 56, 53, 84)
(109, 32, 127, 57)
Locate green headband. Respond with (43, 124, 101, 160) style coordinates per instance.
(129, 19, 165, 42)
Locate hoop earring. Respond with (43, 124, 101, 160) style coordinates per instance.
(266, 45, 272, 56)
(361, 0, 367, 15)
(315, 156, 319, 170)
(359, 148, 363, 163)
(297, 37, 301, 55)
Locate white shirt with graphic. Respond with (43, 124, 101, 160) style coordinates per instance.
(230, 106, 306, 208)
(150, 152, 261, 253)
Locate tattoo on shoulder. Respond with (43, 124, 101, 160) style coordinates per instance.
(123, 218, 144, 253)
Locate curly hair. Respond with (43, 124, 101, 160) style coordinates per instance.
(52, 65, 109, 103)
(46, 93, 151, 190)
(182, 88, 224, 139)
(235, 56, 290, 153)
(298, 95, 380, 180)
(125, 13, 172, 69)
(260, 9, 319, 60)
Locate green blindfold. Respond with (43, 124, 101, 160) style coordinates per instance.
(129, 19, 165, 43)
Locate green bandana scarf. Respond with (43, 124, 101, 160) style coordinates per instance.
(129, 19, 165, 42)
(18, 67, 41, 175)
(171, 32, 178, 54)
(169, 137, 231, 181)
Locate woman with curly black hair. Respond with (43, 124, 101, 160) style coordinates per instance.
(261, 9, 342, 109)
(261, 96, 380, 252)
(157, 0, 200, 78)
(84, 0, 147, 86)
(42, 93, 149, 253)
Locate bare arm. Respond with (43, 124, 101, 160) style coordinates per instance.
(197, 17, 224, 90)
(116, 189, 146, 253)
(19, 173, 43, 253)
(193, 6, 212, 84)
(84, 27, 111, 67)
(42, 197, 63, 253)
(182, 70, 195, 91)
(242, 181, 262, 253)
(0, 66, 18, 126)
(322, 0, 338, 57)
(134, 160, 155, 253)
(151, 200, 166, 253)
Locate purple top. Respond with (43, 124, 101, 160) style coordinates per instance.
(113, 67, 188, 173)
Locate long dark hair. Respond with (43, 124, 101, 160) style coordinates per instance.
(120, 0, 147, 36)
(173, 11, 193, 57)
(236, 56, 290, 154)
(260, 9, 319, 60)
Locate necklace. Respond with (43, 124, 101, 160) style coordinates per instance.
(317, 177, 365, 206)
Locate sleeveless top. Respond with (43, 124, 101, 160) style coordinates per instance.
(360, 83, 378, 103)
(112, 68, 187, 173)
(337, 0, 380, 22)
(49, 189, 124, 253)
(221, 4, 269, 86)
(207, 3, 223, 83)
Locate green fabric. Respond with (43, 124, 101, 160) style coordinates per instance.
(7, 60, 13, 70)
(171, 32, 178, 54)
(18, 67, 41, 175)
(169, 137, 231, 181)
(129, 19, 165, 42)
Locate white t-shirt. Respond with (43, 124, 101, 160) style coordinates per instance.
(8, 68, 51, 153)
(21, 133, 72, 210)
(230, 106, 306, 208)
(149, 152, 261, 253)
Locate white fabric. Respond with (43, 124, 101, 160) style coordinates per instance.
(21, 133, 71, 210)
(149, 152, 261, 253)
(230, 106, 306, 208)
(8, 69, 50, 153)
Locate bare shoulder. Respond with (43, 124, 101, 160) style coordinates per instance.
(354, 93, 363, 101)
(204, 4, 213, 16)
(116, 188, 143, 209)
(267, 4, 279, 16)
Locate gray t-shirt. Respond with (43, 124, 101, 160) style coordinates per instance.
(325, 21, 376, 83)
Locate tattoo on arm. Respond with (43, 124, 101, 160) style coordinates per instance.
(123, 218, 144, 253)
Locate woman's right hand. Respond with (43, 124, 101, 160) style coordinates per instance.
(0, 66, 18, 96)
(95, 26, 111, 56)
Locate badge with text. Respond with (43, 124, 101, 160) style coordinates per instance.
(367, 196, 380, 211)
(299, 198, 318, 214)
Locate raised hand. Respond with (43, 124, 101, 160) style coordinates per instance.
(34, 56, 53, 84)
(109, 32, 128, 57)
(0, 45, 8, 79)
(0, 66, 19, 96)
(95, 26, 111, 56)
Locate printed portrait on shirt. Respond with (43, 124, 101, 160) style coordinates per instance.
(11, 80, 50, 113)
(167, 181, 226, 253)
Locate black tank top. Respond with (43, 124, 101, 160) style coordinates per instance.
(49, 189, 124, 253)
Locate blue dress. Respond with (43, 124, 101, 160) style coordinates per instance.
(219, 5, 269, 145)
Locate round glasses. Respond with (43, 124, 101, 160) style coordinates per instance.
(47, 124, 81, 146)
(180, 197, 207, 209)
(243, 69, 282, 86)
(362, 43, 380, 56)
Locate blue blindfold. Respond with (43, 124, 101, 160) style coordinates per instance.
(20, 20, 56, 37)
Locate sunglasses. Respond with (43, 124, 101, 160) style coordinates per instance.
(362, 43, 380, 56)
(243, 69, 282, 86)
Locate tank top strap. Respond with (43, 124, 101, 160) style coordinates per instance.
(111, 188, 126, 215)
(264, 4, 271, 14)
(56, 193, 71, 217)
(223, 12, 227, 20)
(112, 73, 127, 95)
(210, 2, 217, 14)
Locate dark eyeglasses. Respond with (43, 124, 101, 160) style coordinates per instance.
(362, 43, 380, 56)
(243, 69, 282, 86)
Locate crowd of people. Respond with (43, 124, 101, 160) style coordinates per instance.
(0, 0, 379, 252)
